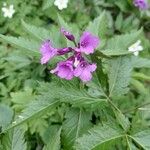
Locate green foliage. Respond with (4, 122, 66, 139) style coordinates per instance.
(1, 127, 27, 150)
(86, 11, 108, 38)
(0, 0, 150, 149)
(102, 29, 143, 56)
(108, 56, 133, 97)
(43, 125, 61, 150)
(0, 35, 40, 56)
(131, 130, 150, 150)
(22, 20, 52, 41)
(62, 109, 92, 149)
(75, 122, 124, 150)
(0, 105, 13, 129)
(2, 90, 59, 133)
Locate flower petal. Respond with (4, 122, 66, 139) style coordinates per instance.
(77, 32, 100, 54)
(40, 40, 57, 64)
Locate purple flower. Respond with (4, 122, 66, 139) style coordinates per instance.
(74, 61, 97, 82)
(40, 28, 99, 82)
(75, 32, 100, 55)
(133, 0, 148, 9)
(40, 40, 57, 64)
(61, 28, 75, 41)
(50, 60, 74, 80)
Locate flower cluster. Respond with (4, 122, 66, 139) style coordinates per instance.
(133, 0, 149, 9)
(40, 28, 100, 82)
(1, 3, 15, 18)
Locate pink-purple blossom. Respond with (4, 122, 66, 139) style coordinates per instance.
(75, 32, 100, 55)
(50, 60, 74, 80)
(74, 61, 97, 82)
(40, 28, 100, 82)
(40, 40, 57, 64)
(133, 0, 148, 9)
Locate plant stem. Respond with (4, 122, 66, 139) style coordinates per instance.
(73, 40, 77, 47)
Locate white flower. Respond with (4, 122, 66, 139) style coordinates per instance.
(54, 0, 69, 10)
(2, 4, 15, 18)
(128, 40, 143, 56)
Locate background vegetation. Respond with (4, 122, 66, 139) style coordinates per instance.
(0, 0, 150, 149)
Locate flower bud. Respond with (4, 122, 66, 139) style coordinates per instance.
(61, 28, 75, 41)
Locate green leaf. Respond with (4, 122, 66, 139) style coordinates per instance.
(43, 125, 61, 150)
(131, 57, 150, 68)
(62, 109, 92, 149)
(101, 50, 131, 56)
(29, 117, 48, 137)
(115, 12, 123, 31)
(103, 29, 142, 55)
(57, 15, 72, 32)
(132, 72, 150, 81)
(75, 123, 124, 150)
(2, 94, 59, 133)
(131, 130, 150, 150)
(59, 84, 106, 108)
(42, 0, 54, 10)
(22, 20, 52, 41)
(86, 79, 106, 98)
(0, 105, 13, 130)
(113, 108, 130, 131)
(86, 11, 108, 37)
(1, 127, 27, 150)
(126, 136, 138, 150)
(0, 35, 40, 56)
(131, 79, 148, 95)
(108, 56, 133, 97)
(11, 87, 35, 111)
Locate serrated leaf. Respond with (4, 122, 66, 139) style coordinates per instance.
(11, 88, 35, 104)
(131, 57, 150, 68)
(1, 127, 27, 150)
(43, 125, 61, 150)
(29, 117, 48, 137)
(0, 35, 40, 56)
(86, 11, 108, 37)
(42, 0, 54, 10)
(131, 130, 150, 150)
(2, 94, 59, 133)
(0, 105, 13, 130)
(103, 29, 142, 55)
(62, 109, 92, 149)
(75, 123, 124, 150)
(22, 20, 52, 41)
(113, 108, 130, 131)
(115, 12, 123, 31)
(59, 85, 106, 108)
(126, 136, 138, 150)
(108, 56, 133, 97)
(37, 82, 106, 109)
(57, 15, 72, 32)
